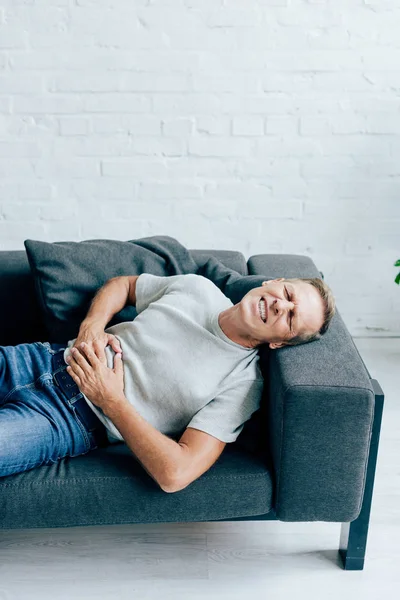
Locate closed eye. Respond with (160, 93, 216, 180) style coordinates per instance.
(284, 286, 294, 331)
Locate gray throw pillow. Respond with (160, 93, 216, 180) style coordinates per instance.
(24, 235, 200, 342)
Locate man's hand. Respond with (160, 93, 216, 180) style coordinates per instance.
(66, 342, 127, 413)
(73, 321, 122, 367)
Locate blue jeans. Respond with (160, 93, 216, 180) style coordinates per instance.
(0, 341, 109, 478)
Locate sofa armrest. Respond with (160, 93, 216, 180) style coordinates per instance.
(267, 321, 374, 522)
(250, 255, 375, 522)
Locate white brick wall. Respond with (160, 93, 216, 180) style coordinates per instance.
(0, 0, 399, 336)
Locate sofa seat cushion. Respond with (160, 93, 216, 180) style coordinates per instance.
(0, 444, 273, 529)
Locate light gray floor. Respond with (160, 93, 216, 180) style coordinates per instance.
(0, 338, 398, 600)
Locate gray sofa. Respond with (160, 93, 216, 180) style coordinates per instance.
(0, 243, 384, 571)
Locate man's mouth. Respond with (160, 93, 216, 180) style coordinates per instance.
(258, 298, 267, 323)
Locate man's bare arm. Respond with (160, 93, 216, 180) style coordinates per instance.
(80, 275, 138, 331)
(105, 397, 227, 493)
(71, 276, 138, 357)
(104, 396, 186, 492)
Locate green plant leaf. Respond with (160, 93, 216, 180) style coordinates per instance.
(395, 259, 400, 267)
(395, 273, 400, 285)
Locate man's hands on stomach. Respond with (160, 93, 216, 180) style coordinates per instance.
(67, 320, 126, 412)
(72, 320, 122, 367)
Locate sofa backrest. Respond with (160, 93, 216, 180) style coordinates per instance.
(0, 251, 46, 346)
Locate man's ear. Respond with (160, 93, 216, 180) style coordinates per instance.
(269, 341, 286, 350)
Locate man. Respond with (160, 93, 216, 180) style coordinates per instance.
(0, 272, 335, 491)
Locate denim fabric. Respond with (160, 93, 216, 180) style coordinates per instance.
(0, 341, 107, 478)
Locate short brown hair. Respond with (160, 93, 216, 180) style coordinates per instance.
(282, 277, 336, 347)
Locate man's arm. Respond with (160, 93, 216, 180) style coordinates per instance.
(72, 275, 139, 359)
(104, 399, 226, 493)
(80, 275, 139, 330)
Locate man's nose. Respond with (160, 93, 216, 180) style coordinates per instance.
(273, 298, 294, 315)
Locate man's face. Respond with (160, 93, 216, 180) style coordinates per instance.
(239, 278, 325, 349)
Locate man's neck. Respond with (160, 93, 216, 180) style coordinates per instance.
(218, 307, 259, 350)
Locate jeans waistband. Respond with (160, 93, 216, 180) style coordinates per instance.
(51, 349, 108, 447)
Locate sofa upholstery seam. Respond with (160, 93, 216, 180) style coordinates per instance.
(282, 383, 375, 396)
(0, 473, 267, 488)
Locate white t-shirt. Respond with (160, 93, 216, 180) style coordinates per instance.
(63, 273, 264, 444)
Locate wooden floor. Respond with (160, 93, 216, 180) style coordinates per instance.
(0, 338, 398, 599)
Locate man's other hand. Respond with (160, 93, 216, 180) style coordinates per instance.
(73, 322, 122, 366)
(66, 343, 126, 412)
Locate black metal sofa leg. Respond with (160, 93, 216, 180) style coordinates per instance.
(339, 379, 384, 570)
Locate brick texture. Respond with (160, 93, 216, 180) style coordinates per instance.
(0, 0, 399, 335)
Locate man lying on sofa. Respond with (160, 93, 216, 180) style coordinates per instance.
(0, 273, 335, 491)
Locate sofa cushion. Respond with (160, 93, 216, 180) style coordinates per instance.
(24, 236, 247, 343)
(191, 249, 247, 275)
(0, 443, 274, 529)
(247, 254, 322, 280)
